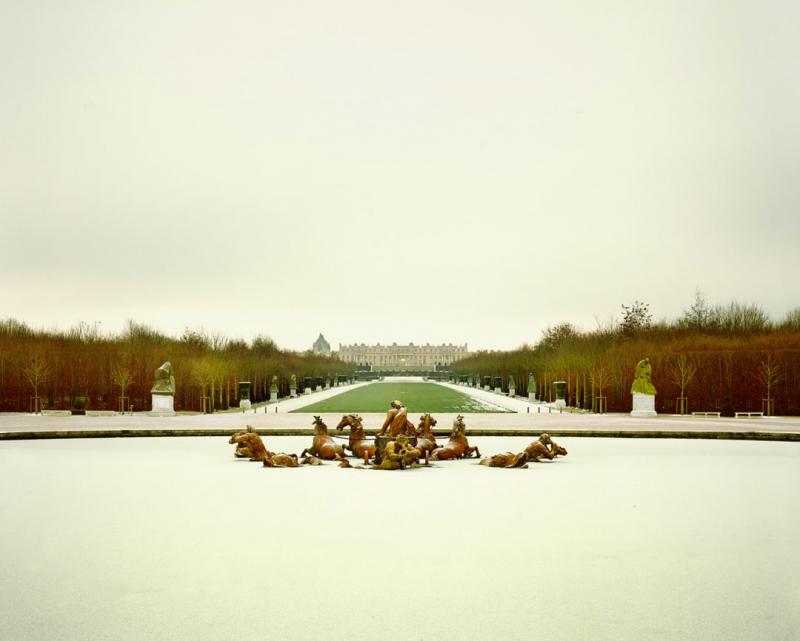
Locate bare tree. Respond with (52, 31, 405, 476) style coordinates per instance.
(211, 357, 230, 411)
(721, 352, 735, 417)
(710, 302, 770, 333)
(111, 363, 135, 413)
(192, 359, 214, 413)
(22, 353, 52, 413)
(590, 363, 612, 413)
(209, 332, 229, 352)
(757, 354, 782, 415)
(679, 289, 711, 330)
(783, 306, 800, 329)
(671, 354, 697, 414)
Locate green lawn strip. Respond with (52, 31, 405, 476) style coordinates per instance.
(290, 382, 513, 414)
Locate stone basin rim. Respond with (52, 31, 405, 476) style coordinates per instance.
(1, 429, 798, 442)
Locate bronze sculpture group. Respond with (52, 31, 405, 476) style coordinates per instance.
(229, 399, 568, 471)
(229, 426, 301, 467)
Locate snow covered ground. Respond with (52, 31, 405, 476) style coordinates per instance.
(1, 436, 798, 641)
(269, 380, 371, 412)
(434, 379, 545, 412)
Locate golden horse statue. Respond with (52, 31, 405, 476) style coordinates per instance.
(431, 415, 480, 460)
(415, 413, 439, 456)
(335, 414, 376, 464)
(300, 416, 345, 460)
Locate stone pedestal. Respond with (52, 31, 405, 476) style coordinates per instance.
(631, 393, 657, 418)
(553, 380, 567, 409)
(290, 388, 297, 398)
(508, 387, 515, 398)
(270, 391, 278, 402)
(238, 381, 251, 411)
(528, 393, 537, 402)
(149, 394, 176, 416)
(493, 387, 502, 394)
(304, 388, 311, 395)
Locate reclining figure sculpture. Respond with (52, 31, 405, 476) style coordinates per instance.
(524, 433, 568, 461)
(230, 426, 299, 466)
(372, 434, 421, 470)
(479, 452, 530, 468)
(229, 426, 269, 461)
(263, 452, 300, 467)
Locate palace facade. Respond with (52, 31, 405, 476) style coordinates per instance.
(337, 342, 469, 371)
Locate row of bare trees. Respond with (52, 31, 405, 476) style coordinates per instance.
(0, 319, 354, 413)
(453, 301, 800, 416)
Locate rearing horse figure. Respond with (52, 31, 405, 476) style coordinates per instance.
(335, 414, 376, 464)
(301, 416, 345, 460)
(415, 413, 439, 457)
(431, 415, 480, 460)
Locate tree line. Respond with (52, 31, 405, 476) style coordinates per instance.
(453, 295, 800, 416)
(0, 319, 354, 413)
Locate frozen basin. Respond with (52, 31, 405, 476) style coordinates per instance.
(1, 436, 798, 641)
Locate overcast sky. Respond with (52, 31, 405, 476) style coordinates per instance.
(1, 1, 798, 351)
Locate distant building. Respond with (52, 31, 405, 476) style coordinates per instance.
(337, 342, 469, 372)
(312, 333, 331, 356)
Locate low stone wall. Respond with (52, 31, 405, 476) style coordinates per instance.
(1, 428, 797, 442)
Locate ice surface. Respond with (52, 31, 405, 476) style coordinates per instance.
(1, 436, 798, 641)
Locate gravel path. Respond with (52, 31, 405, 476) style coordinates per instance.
(2, 377, 798, 437)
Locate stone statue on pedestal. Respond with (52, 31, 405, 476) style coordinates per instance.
(290, 374, 297, 398)
(149, 361, 176, 416)
(553, 380, 567, 408)
(630, 357, 657, 417)
(270, 375, 279, 402)
(151, 361, 175, 394)
(508, 374, 516, 396)
(528, 372, 537, 401)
